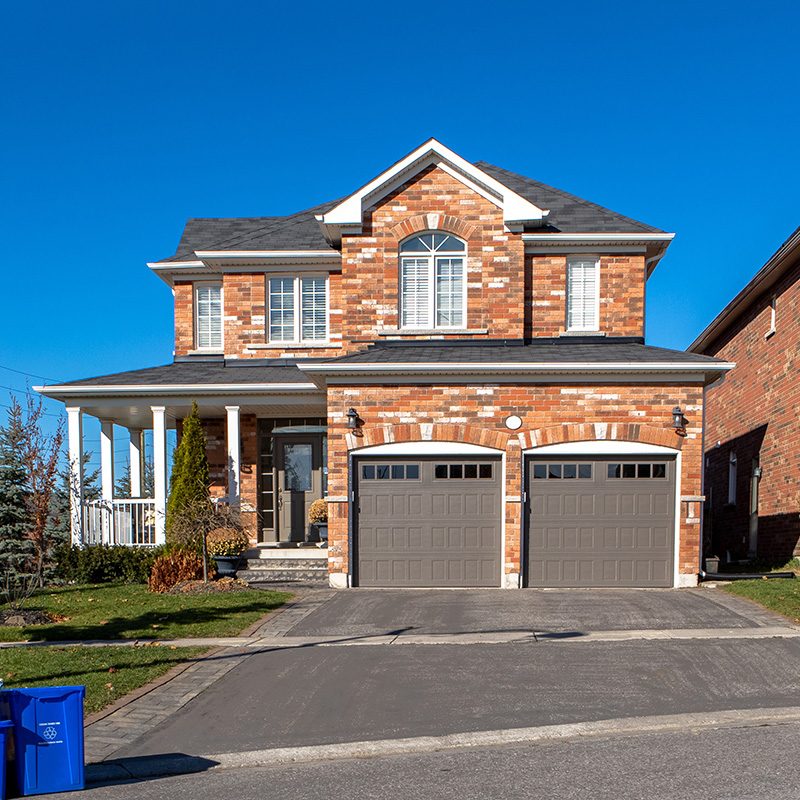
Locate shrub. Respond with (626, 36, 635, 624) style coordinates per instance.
(308, 499, 328, 524)
(54, 544, 164, 584)
(206, 527, 249, 558)
(148, 549, 212, 593)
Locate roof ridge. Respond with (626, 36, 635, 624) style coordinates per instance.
(474, 160, 664, 234)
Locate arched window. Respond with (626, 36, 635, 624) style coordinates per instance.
(399, 232, 466, 329)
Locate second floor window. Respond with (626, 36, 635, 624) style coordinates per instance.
(268, 275, 328, 343)
(195, 283, 222, 350)
(400, 232, 466, 329)
(566, 256, 600, 331)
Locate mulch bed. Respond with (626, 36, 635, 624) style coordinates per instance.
(0, 609, 57, 627)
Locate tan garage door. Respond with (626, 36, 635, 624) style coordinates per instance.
(355, 457, 502, 587)
(527, 456, 676, 587)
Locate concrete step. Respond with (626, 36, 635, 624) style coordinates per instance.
(237, 565, 329, 585)
(242, 558, 327, 570)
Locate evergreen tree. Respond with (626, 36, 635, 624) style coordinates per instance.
(0, 406, 35, 601)
(166, 401, 210, 539)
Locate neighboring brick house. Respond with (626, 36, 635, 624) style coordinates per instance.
(689, 226, 800, 566)
(38, 139, 732, 588)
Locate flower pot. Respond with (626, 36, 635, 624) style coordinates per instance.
(704, 556, 721, 574)
(313, 523, 328, 547)
(213, 555, 240, 578)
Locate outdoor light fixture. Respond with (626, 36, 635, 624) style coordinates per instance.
(672, 406, 686, 431)
(346, 408, 361, 430)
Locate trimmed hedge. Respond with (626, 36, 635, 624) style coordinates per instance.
(55, 544, 166, 584)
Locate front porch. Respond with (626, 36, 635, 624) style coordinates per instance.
(37, 359, 328, 549)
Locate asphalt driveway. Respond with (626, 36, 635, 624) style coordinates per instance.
(117, 637, 800, 757)
(284, 587, 766, 637)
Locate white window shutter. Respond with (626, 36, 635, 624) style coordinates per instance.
(567, 258, 599, 331)
(196, 284, 222, 349)
(401, 258, 430, 327)
(301, 277, 327, 341)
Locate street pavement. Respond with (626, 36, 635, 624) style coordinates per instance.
(52, 719, 800, 799)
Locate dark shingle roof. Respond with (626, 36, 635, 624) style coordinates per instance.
(475, 162, 664, 234)
(163, 159, 663, 260)
(46, 360, 318, 388)
(315, 339, 724, 366)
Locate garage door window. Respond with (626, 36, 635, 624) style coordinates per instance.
(532, 463, 593, 480)
(361, 463, 420, 480)
(434, 463, 494, 479)
(607, 462, 667, 479)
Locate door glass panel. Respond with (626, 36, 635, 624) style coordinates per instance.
(284, 444, 312, 491)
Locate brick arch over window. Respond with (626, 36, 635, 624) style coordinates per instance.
(347, 423, 508, 452)
(391, 214, 477, 242)
(519, 422, 683, 451)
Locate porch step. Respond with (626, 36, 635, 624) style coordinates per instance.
(237, 558, 329, 585)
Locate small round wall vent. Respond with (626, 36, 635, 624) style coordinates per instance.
(505, 415, 523, 430)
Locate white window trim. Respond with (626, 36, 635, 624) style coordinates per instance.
(765, 295, 777, 339)
(267, 274, 329, 345)
(399, 233, 468, 331)
(566, 255, 601, 332)
(194, 281, 223, 352)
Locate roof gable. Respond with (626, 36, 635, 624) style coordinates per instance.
(317, 139, 549, 245)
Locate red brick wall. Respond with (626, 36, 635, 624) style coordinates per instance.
(701, 260, 800, 562)
(325, 382, 704, 582)
(174, 274, 345, 359)
(526, 254, 645, 337)
(339, 165, 526, 348)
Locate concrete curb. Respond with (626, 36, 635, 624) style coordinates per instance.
(3, 625, 799, 651)
(86, 705, 800, 783)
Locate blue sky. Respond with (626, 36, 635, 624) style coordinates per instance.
(2, 1, 799, 474)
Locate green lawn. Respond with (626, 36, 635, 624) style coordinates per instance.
(0, 583, 291, 642)
(724, 578, 800, 625)
(0, 645, 204, 714)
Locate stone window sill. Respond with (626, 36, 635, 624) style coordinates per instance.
(378, 328, 488, 336)
(559, 331, 606, 337)
(187, 349, 224, 356)
(246, 342, 342, 350)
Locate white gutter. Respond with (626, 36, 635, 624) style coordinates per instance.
(34, 383, 319, 396)
(299, 361, 734, 374)
(522, 233, 675, 243)
(194, 250, 340, 260)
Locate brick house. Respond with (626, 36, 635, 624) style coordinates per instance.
(689, 226, 800, 566)
(38, 140, 732, 588)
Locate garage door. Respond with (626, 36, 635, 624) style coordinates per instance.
(527, 456, 675, 588)
(355, 457, 502, 587)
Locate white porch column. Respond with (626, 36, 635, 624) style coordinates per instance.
(225, 405, 241, 505)
(128, 429, 143, 498)
(66, 407, 84, 546)
(100, 420, 115, 544)
(152, 406, 167, 545)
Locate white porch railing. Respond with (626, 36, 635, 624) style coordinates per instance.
(83, 499, 158, 546)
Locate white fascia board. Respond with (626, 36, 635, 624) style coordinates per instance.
(321, 139, 548, 228)
(148, 260, 206, 269)
(299, 361, 735, 375)
(35, 383, 318, 397)
(523, 233, 675, 245)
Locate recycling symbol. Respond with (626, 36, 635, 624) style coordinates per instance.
(42, 726, 58, 742)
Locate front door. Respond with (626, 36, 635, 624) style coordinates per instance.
(274, 435, 323, 543)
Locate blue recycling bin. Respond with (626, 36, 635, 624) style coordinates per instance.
(0, 720, 12, 800)
(1, 686, 85, 796)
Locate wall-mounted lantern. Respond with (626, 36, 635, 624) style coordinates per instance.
(346, 408, 362, 430)
(672, 406, 687, 432)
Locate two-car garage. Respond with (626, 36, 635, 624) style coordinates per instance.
(353, 446, 678, 589)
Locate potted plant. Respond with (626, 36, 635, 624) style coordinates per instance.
(308, 499, 328, 547)
(206, 527, 249, 577)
